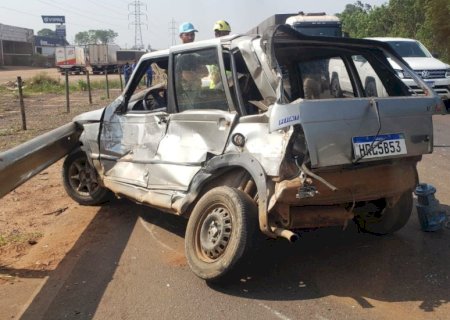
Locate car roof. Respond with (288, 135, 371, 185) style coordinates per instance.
(365, 37, 417, 42)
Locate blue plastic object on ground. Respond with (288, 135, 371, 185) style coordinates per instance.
(414, 183, 448, 232)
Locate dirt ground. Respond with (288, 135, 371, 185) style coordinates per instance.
(0, 67, 121, 276)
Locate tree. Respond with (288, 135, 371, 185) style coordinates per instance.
(339, 1, 449, 62)
(74, 31, 91, 45)
(74, 29, 118, 45)
(37, 28, 57, 37)
(420, 0, 450, 62)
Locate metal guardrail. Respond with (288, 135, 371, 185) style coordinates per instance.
(0, 122, 81, 199)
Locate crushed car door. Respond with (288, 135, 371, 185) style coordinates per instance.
(99, 57, 169, 187)
(147, 47, 236, 190)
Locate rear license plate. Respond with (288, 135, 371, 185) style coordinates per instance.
(353, 133, 407, 159)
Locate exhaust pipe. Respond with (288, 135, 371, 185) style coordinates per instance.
(271, 227, 299, 243)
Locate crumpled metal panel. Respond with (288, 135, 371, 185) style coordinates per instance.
(224, 121, 291, 176)
(157, 110, 236, 163)
(268, 96, 434, 168)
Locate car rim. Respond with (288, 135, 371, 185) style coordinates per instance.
(197, 205, 232, 261)
(69, 157, 100, 196)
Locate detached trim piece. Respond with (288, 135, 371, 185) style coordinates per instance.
(0, 122, 81, 198)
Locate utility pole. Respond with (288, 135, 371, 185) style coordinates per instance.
(128, 0, 148, 50)
(169, 18, 177, 46)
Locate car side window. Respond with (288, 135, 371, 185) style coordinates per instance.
(174, 49, 229, 112)
(127, 58, 168, 112)
(351, 55, 388, 97)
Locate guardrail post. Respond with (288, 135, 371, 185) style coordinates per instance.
(65, 70, 70, 113)
(17, 76, 27, 130)
(105, 69, 110, 99)
(86, 70, 92, 104)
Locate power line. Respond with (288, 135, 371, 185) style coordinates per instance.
(89, 0, 127, 16)
(38, 0, 125, 29)
(168, 18, 177, 46)
(128, 1, 147, 50)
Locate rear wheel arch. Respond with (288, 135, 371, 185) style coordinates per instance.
(179, 153, 271, 233)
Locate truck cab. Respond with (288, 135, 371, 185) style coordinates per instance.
(286, 12, 342, 37)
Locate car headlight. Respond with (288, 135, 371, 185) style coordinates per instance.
(445, 69, 450, 78)
(396, 69, 404, 79)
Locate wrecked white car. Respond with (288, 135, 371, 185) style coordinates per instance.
(62, 26, 440, 281)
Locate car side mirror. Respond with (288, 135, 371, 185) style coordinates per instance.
(431, 52, 440, 58)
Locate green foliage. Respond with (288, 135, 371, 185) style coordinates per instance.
(27, 72, 65, 93)
(74, 29, 118, 45)
(89, 79, 122, 90)
(340, 0, 450, 62)
(37, 28, 57, 37)
(77, 79, 88, 91)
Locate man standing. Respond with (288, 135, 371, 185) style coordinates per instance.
(209, 20, 232, 89)
(179, 22, 198, 44)
(123, 62, 131, 84)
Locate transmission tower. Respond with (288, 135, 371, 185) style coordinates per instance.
(128, 0, 148, 50)
(168, 18, 177, 46)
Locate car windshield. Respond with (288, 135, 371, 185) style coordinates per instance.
(386, 41, 431, 58)
(292, 25, 342, 37)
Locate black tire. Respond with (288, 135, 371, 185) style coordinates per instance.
(62, 148, 110, 206)
(354, 192, 413, 235)
(330, 76, 343, 98)
(365, 80, 378, 97)
(185, 186, 258, 281)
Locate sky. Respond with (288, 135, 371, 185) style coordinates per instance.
(0, 0, 388, 50)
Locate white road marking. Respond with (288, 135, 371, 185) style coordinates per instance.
(139, 217, 177, 252)
(258, 302, 293, 320)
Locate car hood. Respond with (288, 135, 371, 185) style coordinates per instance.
(391, 57, 449, 71)
(73, 108, 105, 124)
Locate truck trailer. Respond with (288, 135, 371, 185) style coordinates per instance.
(116, 50, 146, 66)
(88, 43, 120, 74)
(55, 46, 87, 74)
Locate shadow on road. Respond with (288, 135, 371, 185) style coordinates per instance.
(17, 198, 138, 320)
(208, 210, 450, 313)
(4, 200, 449, 318)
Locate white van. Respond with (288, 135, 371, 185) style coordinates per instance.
(367, 37, 450, 109)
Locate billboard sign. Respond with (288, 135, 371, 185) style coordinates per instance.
(55, 25, 66, 37)
(42, 16, 65, 24)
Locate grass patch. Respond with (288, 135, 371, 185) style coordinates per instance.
(20, 73, 122, 94)
(26, 72, 65, 94)
(89, 79, 122, 90)
(0, 231, 43, 247)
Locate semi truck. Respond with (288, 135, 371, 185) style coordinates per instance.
(55, 46, 87, 75)
(248, 12, 342, 37)
(116, 50, 146, 65)
(88, 43, 120, 74)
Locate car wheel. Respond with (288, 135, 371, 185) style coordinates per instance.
(62, 148, 110, 206)
(365, 80, 378, 97)
(354, 191, 413, 235)
(330, 76, 343, 98)
(185, 186, 258, 281)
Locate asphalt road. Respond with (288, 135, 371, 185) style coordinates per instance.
(11, 115, 450, 320)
